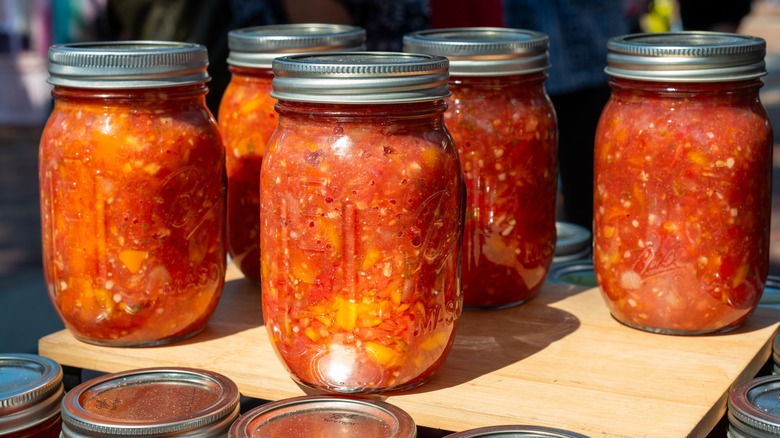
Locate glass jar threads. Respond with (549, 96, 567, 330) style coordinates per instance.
(261, 52, 465, 393)
(219, 24, 366, 283)
(0, 354, 63, 437)
(40, 42, 227, 346)
(594, 32, 773, 334)
(403, 28, 558, 308)
(60, 367, 240, 437)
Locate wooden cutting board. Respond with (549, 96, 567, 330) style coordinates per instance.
(38, 263, 780, 437)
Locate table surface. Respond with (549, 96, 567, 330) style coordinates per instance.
(39, 263, 780, 437)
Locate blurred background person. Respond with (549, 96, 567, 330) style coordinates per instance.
(677, 0, 753, 33)
(98, 0, 429, 117)
(502, 0, 642, 230)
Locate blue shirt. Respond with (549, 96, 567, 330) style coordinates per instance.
(503, 0, 630, 95)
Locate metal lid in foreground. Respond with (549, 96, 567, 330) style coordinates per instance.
(228, 395, 417, 437)
(60, 367, 240, 437)
(728, 375, 780, 437)
(0, 354, 64, 434)
(444, 424, 590, 437)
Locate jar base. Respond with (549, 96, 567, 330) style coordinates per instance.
(609, 314, 743, 336)
(70, 326, 206, 348)
(291, 374, 433, 395)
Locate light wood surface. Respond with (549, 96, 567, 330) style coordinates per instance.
(39, 263, 780, 437)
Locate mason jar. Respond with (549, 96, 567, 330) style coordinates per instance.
(260, 52, 465, 393)
(404, 28, 557, 308)
(594, 32, 772, 334)
(219, 24, 366, 283)
(40, 42, 227, 346)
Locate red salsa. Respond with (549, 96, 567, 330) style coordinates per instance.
(446, 74, 557, 307)
(261, 101, 464, 393)
(403, 28, 557, 308)
(219, 67, 276, 282)
(39, 85, 226, 345)
(219, 24, 366, 283)
(594, 78, 772, 333)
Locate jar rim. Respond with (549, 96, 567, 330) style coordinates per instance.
(605, 31, 766, 82)
(47, 41, 211, 89)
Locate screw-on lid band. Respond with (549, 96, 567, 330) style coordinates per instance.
(271, 52, 451, 104)
(403, 27, 549, 76)
(227, 23, 366, 69)
(48, 41, 210, 89)
(605, 31, 766, 82)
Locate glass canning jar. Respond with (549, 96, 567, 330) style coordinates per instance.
(219, 24, 366, 283)
(40, 42, 227, 346)
(594, 32, 773, 334)
(404, 28, 558, 308)
(261, 52, 465, 393)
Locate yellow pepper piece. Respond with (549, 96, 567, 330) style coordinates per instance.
(687, 150, 708, 167)
(304, 327, 320, 342)
(362, 248, 381, 271)
(94, 288, 114, 312)
(732, 263, 749, 288)
(419, 331, 449, 351)
(422, 147, 439, 169)
(335, 297, 357, 331)
(119, 249, 148, 274)
(365, 341, 403, 368)
(390, 288, 402, 306)
(292, 262, 317, 284)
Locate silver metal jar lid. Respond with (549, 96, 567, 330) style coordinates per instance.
(271, 52, 450, 104)
(403, 27, 549, 76)
(47, 41, 211, 89)
(760, 275, 780, 311)
(0, 353, 64, 434)
(227, 23, 366, 69)
(444, 425, 590, 437)
(554, 222, 592, 262)
(605, 31, 766, 82)
(60, 367, 240, 437)
(228, 395, 417, 437)
(548, 259, 597, 288)
(728, 375, 780, 437)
